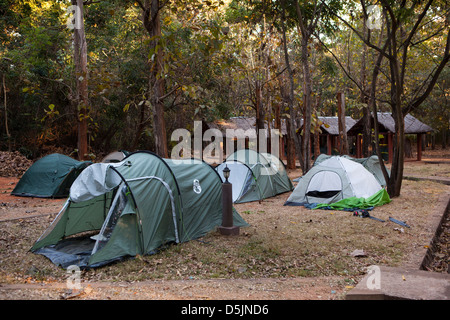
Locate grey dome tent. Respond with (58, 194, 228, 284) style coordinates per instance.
(215, 149, 293, 203)
(313, 154, 388, 187)
(11, 153, 92, 198)
(31, 151, 248, 269)
(285, 156, 383, 207)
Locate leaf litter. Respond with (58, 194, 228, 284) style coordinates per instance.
(0, 149, 448, 299)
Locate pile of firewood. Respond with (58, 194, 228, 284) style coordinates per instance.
(0, 151, 33, 178)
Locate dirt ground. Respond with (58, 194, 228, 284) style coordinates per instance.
(0, 178, 348, 300)
(0, 148, 449, 301)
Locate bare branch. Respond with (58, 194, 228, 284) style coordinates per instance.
(321, 0, 393, 60)
(83, 0, 101, 5)
(405, 27, 450, 114)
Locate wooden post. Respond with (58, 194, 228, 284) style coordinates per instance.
(388, 132, 393, 163)
(337, 92, 349, 155)
(417, 133, 422, 161)
(356, 134, 361, 158)
(327, 135, 332, 155)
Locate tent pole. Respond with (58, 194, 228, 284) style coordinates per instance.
(91, 182, 125, 255)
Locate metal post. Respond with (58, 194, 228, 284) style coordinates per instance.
(218, 165, 239, 236)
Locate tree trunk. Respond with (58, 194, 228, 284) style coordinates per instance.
(369, 43, 391, 193)
(360, 15, 371, 157)
(443, 126, 448, 149)
(132, 101, 147, 151)
(286, 119, 296, 169)
(255, 80, 265, 152)
(280, 3, 303, 170)
(362, 107, 371, 157)
(2, 73, 11, 151)
(142, 0, 168, 158)
(314, 130, 320, 159)
(300, 36, 312, 173)
(332, 0, 448, 197)
(337, 92, 349, 155)
(387, 108, 405, 197)
(73, 0, 89, 160)
(274, 104, 283, 160)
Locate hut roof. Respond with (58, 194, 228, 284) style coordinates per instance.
(209, 116, 288, 135)
(348, 113, 433, 135)
(299, 116, 357, 135)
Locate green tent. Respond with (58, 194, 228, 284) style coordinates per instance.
(11, 153, 92, 198)
(215, 149, 293, 203)
(31, 151, 248, 269)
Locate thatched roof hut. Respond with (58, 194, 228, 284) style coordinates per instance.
(207, 116, 289, 160)
(209, 116, 287, 135)
(298, 116, 357, 135)
(348, 112, 433, 162)
(348, 113, 433, 135)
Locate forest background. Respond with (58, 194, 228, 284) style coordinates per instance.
(0, 0, 449, 197)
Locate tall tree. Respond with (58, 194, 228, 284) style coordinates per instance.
(71, 0, 89, 160)
(280, 0, 303, 170)
(284, 0, 341, 173)
(136, 0, 168, 158)
(294, 0, 323, 173)
(329, 0, 450, 196)
(360, 4, 371, 157)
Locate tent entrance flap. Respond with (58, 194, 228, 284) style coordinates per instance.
(126, 176, 180, 244)
(215, 150, 293, 204)
(305, 170, 342, 201)
(216, 161, 254, 202)
(91, 182, 127, 255)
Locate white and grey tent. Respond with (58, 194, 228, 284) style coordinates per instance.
(313, 154, 388, 187)
(215, 149, 293, 203)
(102, 151, 128, 163)
(285, 156, 382, 206)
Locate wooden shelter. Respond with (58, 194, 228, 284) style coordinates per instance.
(208, 116, 288, 159)
(299, 116, 357, 156)
(348, 113, 433, 162)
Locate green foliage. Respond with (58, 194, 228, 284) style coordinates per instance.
(0, 0, 448, 157)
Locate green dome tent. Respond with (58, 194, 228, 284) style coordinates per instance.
(31, 151, 248, 269)
(215, 149, 293, 203)
(11, 153, 92, 198)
